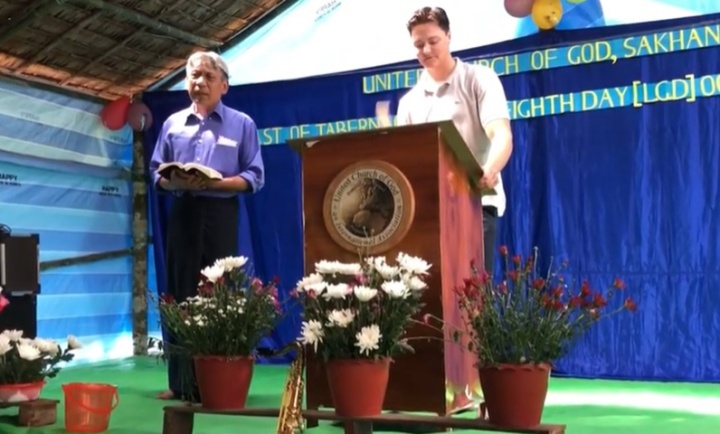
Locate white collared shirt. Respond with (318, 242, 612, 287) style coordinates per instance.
(396, 59, 510, 216)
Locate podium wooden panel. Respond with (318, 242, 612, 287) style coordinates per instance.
(289, 121, 486, 421)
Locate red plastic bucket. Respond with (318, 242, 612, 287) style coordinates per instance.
(62, 383, 119, 433)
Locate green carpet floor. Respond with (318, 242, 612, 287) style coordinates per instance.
(0, 357, 718, 433)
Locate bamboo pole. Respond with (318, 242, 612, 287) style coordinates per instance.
(131, 127, 149, 356)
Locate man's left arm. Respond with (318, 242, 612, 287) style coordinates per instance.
(210, 117, 265, 193)
(475, 67, 513, 178)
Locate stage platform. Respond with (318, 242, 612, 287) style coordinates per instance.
(0, 357, 718, 433)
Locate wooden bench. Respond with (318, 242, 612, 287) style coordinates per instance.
(162, 404, 566, 434)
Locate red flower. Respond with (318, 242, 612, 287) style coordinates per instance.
(541, 294, 552, 309)
(272, 276, 280, 285)
(531, 278, 545, 290)
(568, 296, 582, 308)
(512, 255, 522, 265)
(623, 297, 637, 312)
(161, 293, 174, 304)
(354, 273, 367, 285)
(580, 281, 591, 296)
(499, 245, 508, 256)
(507, 270, 518, 281)
(198, 282, 214, 297)
(613, 278, 626, 290)
(592, 293, 607, 308)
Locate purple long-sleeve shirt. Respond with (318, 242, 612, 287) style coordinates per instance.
(149, 101, 264, 197)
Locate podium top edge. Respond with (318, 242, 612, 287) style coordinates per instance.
(286, 120, 458, 150)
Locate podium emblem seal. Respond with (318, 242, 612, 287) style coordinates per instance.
(323, 160, 416, 254)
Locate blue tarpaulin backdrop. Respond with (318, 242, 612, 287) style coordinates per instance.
(143, 14, 720, 383)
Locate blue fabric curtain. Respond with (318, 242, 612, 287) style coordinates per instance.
(143, 13, 720, 381)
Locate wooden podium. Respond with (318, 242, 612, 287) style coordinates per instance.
(288, 121, 486, 423)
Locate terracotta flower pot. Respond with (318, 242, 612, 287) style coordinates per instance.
(479, 363, 551, 428)
(326, 358, 390, 417)
(194, 356, 254, 410)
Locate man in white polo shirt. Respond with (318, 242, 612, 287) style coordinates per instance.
(396, 6, 514, 276)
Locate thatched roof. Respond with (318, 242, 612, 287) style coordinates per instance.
(0, 0, 295, 101)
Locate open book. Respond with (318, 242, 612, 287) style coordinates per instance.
(158, 162, 223, 181)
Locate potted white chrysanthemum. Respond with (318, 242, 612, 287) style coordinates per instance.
(158, 256, 282, 410)
(0, 330, 81, 402)
(293, 252, 431, 417)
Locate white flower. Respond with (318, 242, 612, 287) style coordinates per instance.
(213, 256, 248, 272)
(375, 264, 400, 279)
(200, 264, 225, 283)
(404, 275, 427, 291)
(299, 320, 324, 351)
(67, 335, 82, 350)
(381, 280, 409, 298)
(34, 339, 59, 356)
(296, 273, 324, 291)
(16, 343, 41, 361)
(2, 330, 23, 341)
(355, 325, 381, 356)
(353, 285, 378, 302)
(315, 260, 361, 276)
(327, 309, 355, 328)
(323, 283, 350, 300)
(304, 281, 327, 296)
(366, 256, 386, 270)
(0, 335, 10, 355)
(397, 252, 431, 275)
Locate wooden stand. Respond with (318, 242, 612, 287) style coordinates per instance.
(288, 121, 488, 421)
(161, 405, 566, 434)
(0, 398, 59, 427)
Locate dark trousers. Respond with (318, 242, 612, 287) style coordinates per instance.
(163, 194, 239, 400)
(482, 206, 498, 278)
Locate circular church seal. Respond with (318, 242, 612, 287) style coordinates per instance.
(323, 161, 415, 255)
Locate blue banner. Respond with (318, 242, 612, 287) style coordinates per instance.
(144, 14, 720, 381)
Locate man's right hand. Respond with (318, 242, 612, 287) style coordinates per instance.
(168, 171, 206, 191)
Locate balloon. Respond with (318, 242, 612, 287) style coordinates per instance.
(127, 101, 153, 132)
(504, 0, 535, 18)
(531, 0, 563, 30)
(100, 96, 131, 131)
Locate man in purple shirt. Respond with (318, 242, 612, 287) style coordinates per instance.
(149, 51, 264, 402)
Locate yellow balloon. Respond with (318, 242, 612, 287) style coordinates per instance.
(531, 0, 563, 30)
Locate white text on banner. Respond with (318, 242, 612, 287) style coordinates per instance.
(361, 24, 720, 94)
(258, 72, 720, 145)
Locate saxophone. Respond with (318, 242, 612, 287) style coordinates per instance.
(276, 341, 305, 434)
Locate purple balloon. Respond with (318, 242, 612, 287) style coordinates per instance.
(505, 0, 535, 18)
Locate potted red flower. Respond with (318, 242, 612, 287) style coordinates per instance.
(428, 246, 638, 428)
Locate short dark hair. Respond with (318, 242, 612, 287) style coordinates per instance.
(406, 6, 450, 33)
